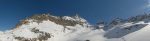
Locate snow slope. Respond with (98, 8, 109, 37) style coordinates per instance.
(0, 14, 150, 41)
(105, 21, 150, 41)
(124, 23, 150, 41)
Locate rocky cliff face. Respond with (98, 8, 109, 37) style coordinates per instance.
(15, 14, 88, 28)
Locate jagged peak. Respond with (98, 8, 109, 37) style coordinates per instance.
(62, 16, 87, 23)
(15, 14, 88, 28)
(127, 13, 150, 22)
(109, 17, 124, 25)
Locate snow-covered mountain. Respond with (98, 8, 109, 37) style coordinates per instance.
(0, 14, 150, 41)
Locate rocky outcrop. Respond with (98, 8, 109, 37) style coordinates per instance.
(15, 14, 87, 28)
(14, 28, 52, 41)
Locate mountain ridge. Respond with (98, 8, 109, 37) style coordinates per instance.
(1, 13, 150, 41)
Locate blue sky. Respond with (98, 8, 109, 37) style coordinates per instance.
(0, 0, 149, 31)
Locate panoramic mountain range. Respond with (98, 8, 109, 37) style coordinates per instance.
(0, 14, 150, 41)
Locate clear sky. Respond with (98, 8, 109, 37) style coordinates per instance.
(0, 0, 149, 31)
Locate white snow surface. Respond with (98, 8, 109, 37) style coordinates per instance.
(0, 18, 150, 41)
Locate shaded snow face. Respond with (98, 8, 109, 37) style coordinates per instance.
(104, 24, 148, 39)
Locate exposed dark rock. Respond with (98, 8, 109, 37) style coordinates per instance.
(15, 14, 86, 28)
(14, 28, 53, 41)
(85, 40, 90, 41)
(15, 20, 30, 28)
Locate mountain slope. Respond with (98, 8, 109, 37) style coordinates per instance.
(1, 14, 150, 41)
(124, 23, 150, 41)
(0, 14, 105, 41)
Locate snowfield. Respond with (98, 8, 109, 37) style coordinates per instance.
(0, 14, 150, 41)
